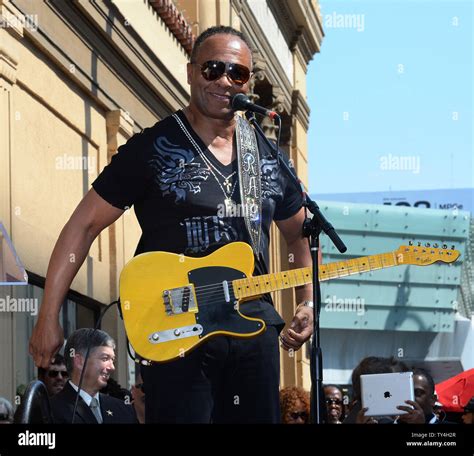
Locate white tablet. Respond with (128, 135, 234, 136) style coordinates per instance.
(360, 372, 414, 417)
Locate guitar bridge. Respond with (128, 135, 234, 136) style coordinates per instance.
(163, 285, 198, 315)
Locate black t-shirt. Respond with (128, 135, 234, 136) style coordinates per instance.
(92, 110, 303, 326)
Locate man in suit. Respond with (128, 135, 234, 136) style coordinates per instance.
(50, 328, 136, 424)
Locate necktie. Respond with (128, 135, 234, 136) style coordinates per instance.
(90, 397, 103, 424)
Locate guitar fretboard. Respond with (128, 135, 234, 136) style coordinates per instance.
(232, 252, 399, 299)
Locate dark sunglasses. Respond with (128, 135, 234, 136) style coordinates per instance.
(290, 411, 308, 420)
(193, 60, 251, 85)
(325, 398, 342, 406)
(47, 370, 68, 378)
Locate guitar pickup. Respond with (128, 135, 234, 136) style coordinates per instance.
(163, 285, 198, 315)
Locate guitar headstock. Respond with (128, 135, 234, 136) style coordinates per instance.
(395, 242, 460, 266)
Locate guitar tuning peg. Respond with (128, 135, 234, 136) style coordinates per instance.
(443, 244, 448, 249)
(433, 243, 439, 248)
(408, 240, 413, 246)
(451, 245, 455, 250)
(417, 242, 422, 247)
(425, 242, 430, 247)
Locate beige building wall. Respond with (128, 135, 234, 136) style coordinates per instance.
(0, 0, 322, 403)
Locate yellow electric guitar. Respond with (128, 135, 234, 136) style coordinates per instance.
(119, 242, 460, 363)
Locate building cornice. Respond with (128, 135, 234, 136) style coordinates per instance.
(0, 0, 23, 85)
(11, 0, 190, 127)
(267, 0, 323, 67)
(291, 89, 310, 131)
(149, 0, 195, 55)
(240, 1, 292, 114)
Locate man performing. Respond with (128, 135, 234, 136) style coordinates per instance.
(29, 26, 313, 423)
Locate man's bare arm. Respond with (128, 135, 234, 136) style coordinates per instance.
(29, 189, 124, 368)
(276, 207, 315, 351)
(276, 207, 313, 302)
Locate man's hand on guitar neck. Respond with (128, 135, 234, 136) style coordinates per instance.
(279, 303, 313, 351)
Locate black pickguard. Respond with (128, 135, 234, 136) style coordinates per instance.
(188, 266, 264, 337)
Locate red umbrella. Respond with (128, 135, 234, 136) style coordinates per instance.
(436, 369, 474, 412)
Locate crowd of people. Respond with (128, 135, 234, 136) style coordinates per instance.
(280, 356, 474, 425)
(1, 334, 473, 425)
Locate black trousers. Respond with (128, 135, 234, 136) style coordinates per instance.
(141, 325, 281, 423)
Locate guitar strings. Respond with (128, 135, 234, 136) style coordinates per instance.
(159, 251, 446, 308)
(191, 261, 375, 295)
(190, 252, 416, 296)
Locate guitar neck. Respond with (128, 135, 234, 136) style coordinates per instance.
(233, 251, 399, 300)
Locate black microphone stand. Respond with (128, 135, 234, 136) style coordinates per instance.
(245, 111, 347, 424)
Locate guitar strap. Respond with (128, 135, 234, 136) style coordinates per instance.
(235, 115, 262, 256)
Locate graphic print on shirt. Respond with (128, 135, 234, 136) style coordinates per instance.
(261, 157, 283, 198)
(150, 137, 210, 203)
(181, 216, 239, 254)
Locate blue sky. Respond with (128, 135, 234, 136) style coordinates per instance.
(308, 0, 473, 194)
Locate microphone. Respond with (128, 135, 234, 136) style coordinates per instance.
(231, 94, 280, 120)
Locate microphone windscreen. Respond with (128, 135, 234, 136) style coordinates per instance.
(231, 93, 250, 111)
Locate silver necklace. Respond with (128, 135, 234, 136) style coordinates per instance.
(173, 113, 238, 208)
(199, 150, 237, 193)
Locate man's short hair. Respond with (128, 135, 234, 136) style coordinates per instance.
(412, 367, 436, 396)
(190, 26, 253, 64)
(64, 328, 115, 375)
(351, 356, 409, 401)
(38, 353, 66, 378)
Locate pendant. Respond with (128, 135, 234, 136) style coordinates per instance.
(223, 179, 232, 193)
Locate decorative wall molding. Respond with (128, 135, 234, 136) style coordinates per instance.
(241, 3, 292, 115)
(267, 0, 323, 67)
(149, 0, 195, 54)
(291, 89, 310, 131)
(0, 0, 24, 85)
(12, 0, 189, 128)
(0, 0, 25, 39)
(106, 109, 135, 160)
(248, 49, 266, 104)
(246, 0, 293, 83)
(0, 44, 18, 84)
